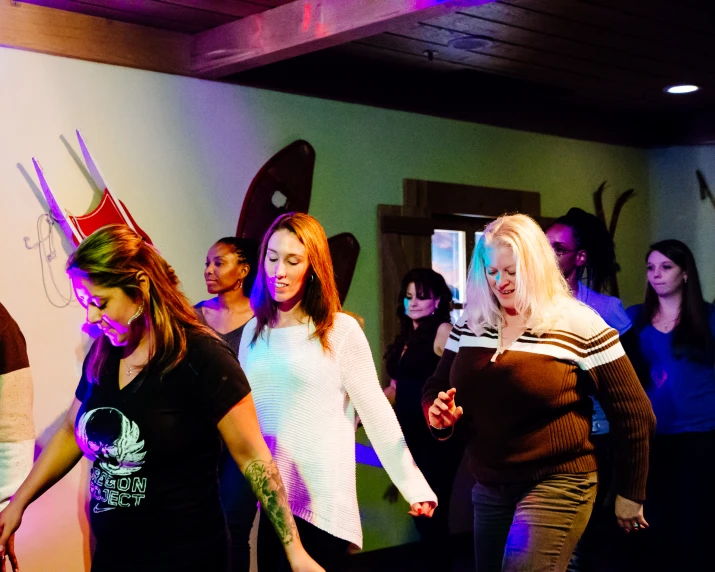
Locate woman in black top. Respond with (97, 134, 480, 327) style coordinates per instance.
(384, 269, 461, 560)
(196, 237, 258, 353)
(195, 237, 259, 572)
(0, 225, 322, 572)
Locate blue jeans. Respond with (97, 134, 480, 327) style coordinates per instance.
(472, 472, 597, 572)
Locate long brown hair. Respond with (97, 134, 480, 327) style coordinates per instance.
(641, 239, 713, 362)
(250, 213, 342, 351)
(67, 224, 216, 383)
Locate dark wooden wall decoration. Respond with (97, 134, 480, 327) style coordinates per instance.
(235, 139, 360, 304)
(328, 233, 361, 305)
(378, 179, 542, 384)
(696, 170, 715, 211)
(236, 140, 315, 240)
(593, 181, 635, 298)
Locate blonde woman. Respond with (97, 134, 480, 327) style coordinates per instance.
(422, 214, 655, 572)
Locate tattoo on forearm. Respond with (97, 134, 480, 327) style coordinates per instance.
(244, 459, 298, 546)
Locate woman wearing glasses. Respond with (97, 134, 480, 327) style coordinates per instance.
(546, 208, 633, 571)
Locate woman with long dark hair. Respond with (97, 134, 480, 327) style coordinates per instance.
(0, 225, 321, 572)
(627, 239, 715, 570)
(384, 269, 461, 560)
(239, 213, 437, 571)
(196, 237, 259, 572)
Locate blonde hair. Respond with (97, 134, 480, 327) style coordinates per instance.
(465, 214, 572, 335)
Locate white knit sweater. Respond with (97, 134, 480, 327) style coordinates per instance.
(239, 313, 437, 547)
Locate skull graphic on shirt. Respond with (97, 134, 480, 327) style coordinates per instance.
(76, 407, 146, 476)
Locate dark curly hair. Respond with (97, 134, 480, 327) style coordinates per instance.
(214, 237, 259, 297)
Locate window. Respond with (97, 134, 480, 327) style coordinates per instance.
(432, 229, 466, 321)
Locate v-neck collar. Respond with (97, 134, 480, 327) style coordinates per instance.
(491, 320, 528, 363)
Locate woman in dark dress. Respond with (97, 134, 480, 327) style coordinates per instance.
(195, 237, 259, 572)
(384, 269, 462, 558)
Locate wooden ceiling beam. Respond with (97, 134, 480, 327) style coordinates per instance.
(0, 0, 192, 76)
(191, 0, 499, 78)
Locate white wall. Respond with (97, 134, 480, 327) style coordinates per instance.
(0, 46, 653, 570)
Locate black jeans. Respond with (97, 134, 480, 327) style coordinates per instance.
(632, 430, 715, 572)
(567, 435, 619, 572)
(472, 472, 597, 572)
(219, 448, 258, 572)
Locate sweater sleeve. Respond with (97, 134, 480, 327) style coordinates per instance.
(580, 322, 656, 501)
(421, 318, 466, 440)
(421, 349, 457, 440)
(0, 308, 35, 511)
(337, 318, 437, 507)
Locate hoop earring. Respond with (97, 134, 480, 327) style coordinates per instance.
(684, 276, 688, 284)
(126, 303, 144, 327)
(309, 274, 315, 283)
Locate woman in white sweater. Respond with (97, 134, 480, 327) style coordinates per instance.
(239, 212, 437, 571)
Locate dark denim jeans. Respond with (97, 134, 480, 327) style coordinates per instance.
(567, 435, 619, 572)
(219, 448, 258, 572)
(472, 471, 597, 572)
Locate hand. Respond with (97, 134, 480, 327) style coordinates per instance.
(1, 533, 19, 572)
(286, 545, 325, 572)
(408, 501, 436, 518)
(615, 495, 648, 533)
(0, 503, 24, 572)
(383, 382, 396, 405)
(428, 388, 463, 429)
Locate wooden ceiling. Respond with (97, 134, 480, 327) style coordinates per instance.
(348, 0, 715, 111)
(15, 1, 294, 33)
(5, 0, 715, 146)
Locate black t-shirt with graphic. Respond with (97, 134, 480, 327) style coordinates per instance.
(74, 333, 251, 571)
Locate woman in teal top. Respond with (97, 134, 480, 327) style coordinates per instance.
(627, 239, 715, 571)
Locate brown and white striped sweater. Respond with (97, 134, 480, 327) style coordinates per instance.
(0, 303, 35, 510)
(422, 302, 655, 501)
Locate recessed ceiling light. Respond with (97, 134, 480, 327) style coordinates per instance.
(448, 36, 494, 51)
(664, 84, 700, 94)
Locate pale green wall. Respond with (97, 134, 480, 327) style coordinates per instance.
(0, 46, 652, 567)
(304, 118, 652, 358)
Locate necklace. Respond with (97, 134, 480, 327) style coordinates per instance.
(653, 315, 679, 332)
(121, 358, 146, 376)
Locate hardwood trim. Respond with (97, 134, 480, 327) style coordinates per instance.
(380, 215, 434, 236)
(161, 0, 272, 19)
(404, 179, 541, 217)
(191, 0, 499, 78)
(0, 0, 192, 75)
